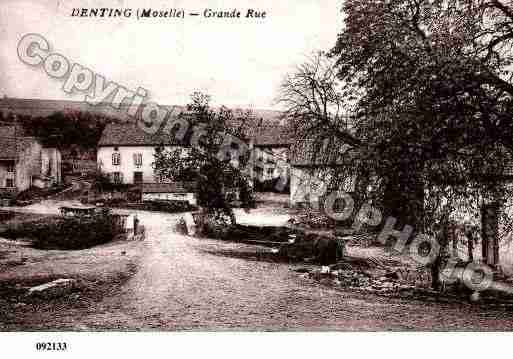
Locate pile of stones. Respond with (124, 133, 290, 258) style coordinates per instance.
(294, 261, 427, 295)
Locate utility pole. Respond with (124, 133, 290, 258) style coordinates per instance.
(5, 96, 18, 195)
(14, 113, 17, 193)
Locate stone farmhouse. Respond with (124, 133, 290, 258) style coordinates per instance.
(0, 126, 62, 197)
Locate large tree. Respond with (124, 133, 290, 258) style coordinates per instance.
(276, 52, 373, 213)
(339, 0, 513, 287)
(329, 0, 512, 222)
(277, 52, 362, 147)
(153, 92, 254, 227)
(279, 0, 513, 288)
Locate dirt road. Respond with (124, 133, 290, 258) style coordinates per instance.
(3, 207, 513, 330)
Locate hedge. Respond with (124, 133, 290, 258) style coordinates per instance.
(0, 212, 120, 250)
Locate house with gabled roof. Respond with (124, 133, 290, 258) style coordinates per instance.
(0, 126, 62, 197)
(289, 138, 358, 207)
(248, 124, 294, 185)
(97, 123, 196, 204)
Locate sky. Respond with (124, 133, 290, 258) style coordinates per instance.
(0, 0, 342, 110)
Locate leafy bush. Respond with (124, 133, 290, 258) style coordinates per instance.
(153, 91, 256, 223)
(226, 224, 300, 243)
(142, 200, 195, 213)
(192, 210, 233, 238)
(254, 178, 290, 193)
(0, 211, 120, 250)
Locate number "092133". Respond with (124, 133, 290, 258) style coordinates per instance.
(35, 342, 68, 351)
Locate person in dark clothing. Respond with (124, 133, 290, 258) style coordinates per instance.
(133, 214, 139, 234)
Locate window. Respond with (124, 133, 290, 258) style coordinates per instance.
(112, 152, 121, 166)
(5, 178, 14, 188)
(113, 172, 122, 184)
(7, 163, 14, 173)
(133, 153, 143, 167)
(267, 168, 274, 176)
(133, 171, 143, 184)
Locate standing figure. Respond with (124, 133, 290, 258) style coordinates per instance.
(133, 214, 139, 235)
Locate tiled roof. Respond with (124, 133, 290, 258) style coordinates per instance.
(225, 111, 293, 147)
(0, 126, 37, 160)
(100, 117, 294, 148)
(142, 182, 196, 194)
(290, 139, 358, 167)
(98, 123, 185, 146)
(248, 125, 294, 147)
(0, 127, 17, 159)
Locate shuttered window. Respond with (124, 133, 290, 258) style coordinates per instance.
(133, 153, 143, 167)
(112, 152, 121, 166)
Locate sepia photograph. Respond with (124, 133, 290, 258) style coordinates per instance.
(1, 0, 513, 355)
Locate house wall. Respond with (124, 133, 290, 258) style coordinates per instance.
(253, 146, 290, 182)
(290, 166, 356, 207)
(41, 148, 62, 184)
(253, 147, 275, 181)
(16, 139, 42, 192)
(97, 145, 188, 184)
(0, 140, 60, 194)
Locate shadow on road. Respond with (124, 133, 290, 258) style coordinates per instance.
(198, 246, 294, 264)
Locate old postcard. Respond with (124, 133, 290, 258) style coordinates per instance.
(1, 0, 513, 356)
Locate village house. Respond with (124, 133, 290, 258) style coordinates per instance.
(1, 97, 293, 190)
(97, 115, 294, 203)
(0, 126, 62, 197)
(248, 124, 293, 187)
(289, 138, 357, 207)
(97, 123, 196, 205)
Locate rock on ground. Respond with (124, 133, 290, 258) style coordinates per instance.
(28, 279, 77, 299)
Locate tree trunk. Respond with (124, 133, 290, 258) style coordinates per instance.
(382, 167, 425, 231)
(452, 233, 458, 257)
(431, 256, 442, 291)
(431, 219, 450, 291)
(481, 202, 500, 268)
